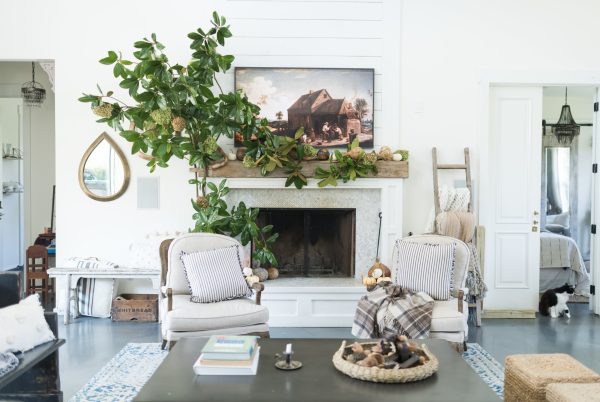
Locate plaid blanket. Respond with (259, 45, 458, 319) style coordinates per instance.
(352, 284, 434, 339)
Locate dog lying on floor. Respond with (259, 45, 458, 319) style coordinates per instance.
(539, 284, 575, 318)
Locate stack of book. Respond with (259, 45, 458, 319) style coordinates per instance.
(193, 335, 260, 375)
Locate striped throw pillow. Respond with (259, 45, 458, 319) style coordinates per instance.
(181, 246, 252, 303)
(394, 241, 456, 300)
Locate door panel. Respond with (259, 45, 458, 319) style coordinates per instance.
(484, 86, 542, 312)
(494, 232, 529, 288)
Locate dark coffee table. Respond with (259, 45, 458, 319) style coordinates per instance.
(135, 338, 499, 402)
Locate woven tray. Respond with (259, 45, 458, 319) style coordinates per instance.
(332, 340, 439, 383)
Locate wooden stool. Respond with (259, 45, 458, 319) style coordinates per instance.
(504, 354, 600, 402)
(546, 383, 600, 402)
(26, 245, 53, 307)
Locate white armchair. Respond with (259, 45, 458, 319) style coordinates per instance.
(159, 233, 269, 349)
(394, 235, 470, 351)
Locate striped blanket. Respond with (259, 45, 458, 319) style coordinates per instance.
(64, 257, 119, 270)
(352, 283, 434, 339)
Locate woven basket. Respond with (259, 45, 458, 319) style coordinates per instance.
(332, 340, 439, 383)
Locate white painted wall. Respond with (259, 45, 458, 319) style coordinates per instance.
(0, 62, 55, 252)
(2, 0, 600, 272)
(400, 0, 600, 235)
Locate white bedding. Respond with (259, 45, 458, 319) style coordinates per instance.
(540, 232, 590, 296)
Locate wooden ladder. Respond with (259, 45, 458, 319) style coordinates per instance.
(431, 147, 473, 217)
(431, 147, 483, 326)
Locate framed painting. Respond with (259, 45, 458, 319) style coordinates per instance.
(234, 67, 374, 148)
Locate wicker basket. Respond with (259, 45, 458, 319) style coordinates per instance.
(332, 340, 439, 383)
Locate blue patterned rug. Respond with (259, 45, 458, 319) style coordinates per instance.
(70, 342, 503, 401)
(464, 343, 504, 399)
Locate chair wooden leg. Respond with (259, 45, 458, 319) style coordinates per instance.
(161, 340, 168, 350)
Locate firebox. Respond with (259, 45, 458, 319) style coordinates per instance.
(256, 208, 355, 277)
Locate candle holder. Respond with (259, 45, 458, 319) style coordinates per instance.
(275, 344, 302, 371)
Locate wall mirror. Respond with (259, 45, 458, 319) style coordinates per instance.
(544, 146, 572, 236)
(545, 147, 570, 215)
(78, 132, 130, 201)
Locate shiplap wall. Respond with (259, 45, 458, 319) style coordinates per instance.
(217, 0, 401, 150)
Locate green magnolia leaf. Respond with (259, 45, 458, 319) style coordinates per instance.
(114, 63, 129, 78)
(134, 40, 152, 49)
(207, 182, 218, 192)
(78, 95, 99, 103)
(119, 78, 138, 89)
(99, 51, 118, 65)
(294, 127, 305, 140)
(131, 141, 142, 154)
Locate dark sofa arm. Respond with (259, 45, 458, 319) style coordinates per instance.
(44, 312, 59, 338)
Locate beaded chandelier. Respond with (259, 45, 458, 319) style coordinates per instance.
(21, 62, 46, 107)
(552, 87, 580, 144)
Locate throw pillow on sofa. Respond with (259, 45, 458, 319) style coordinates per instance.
(394, 240, 456, 300)
(181, 245, 252, 303)
(0, 294, 55, 354)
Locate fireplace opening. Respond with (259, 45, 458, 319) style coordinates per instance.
(256, 208, 355, 278)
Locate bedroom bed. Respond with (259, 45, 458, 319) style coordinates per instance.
(540, 231, 590, 296)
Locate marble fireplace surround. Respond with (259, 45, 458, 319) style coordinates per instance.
(221, 177, 404, 278)
(214, 177, 404, 327)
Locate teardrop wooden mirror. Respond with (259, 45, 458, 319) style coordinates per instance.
(78, 132, 130, 201)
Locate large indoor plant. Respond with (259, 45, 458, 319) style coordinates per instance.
(79, 12, 278, 266)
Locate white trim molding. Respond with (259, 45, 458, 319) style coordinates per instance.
(39, 62, 55, 92)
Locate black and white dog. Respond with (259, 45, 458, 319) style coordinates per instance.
(539, 284, 575, 318)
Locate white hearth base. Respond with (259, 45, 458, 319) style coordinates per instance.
(261, 278, 365, 327)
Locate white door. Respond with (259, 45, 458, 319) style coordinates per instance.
(592, 88, 600, 314)
(482, 86, 543, 314)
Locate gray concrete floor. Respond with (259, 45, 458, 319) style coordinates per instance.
(468, 304, 600, 371)
(58, 303, 600, 400)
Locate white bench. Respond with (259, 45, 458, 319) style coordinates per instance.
(47, 267, 161, 324)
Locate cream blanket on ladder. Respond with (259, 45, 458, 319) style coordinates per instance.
(425, 186, 471, 234)
(425, 186, 487, 301)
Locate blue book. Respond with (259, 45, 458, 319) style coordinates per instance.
(201, 335, 257, 360)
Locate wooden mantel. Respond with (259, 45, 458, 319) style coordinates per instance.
(191, 160, 409, 179)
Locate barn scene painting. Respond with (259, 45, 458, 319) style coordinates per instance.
(234, 68, 374, 148)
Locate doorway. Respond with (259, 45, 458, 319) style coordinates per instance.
(0, 98, 24, 269)
(0, 61, 56, 277)
(540, 86, 595, 306)
(481, 79, 600, 316)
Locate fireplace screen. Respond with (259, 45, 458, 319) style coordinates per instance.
(256, 208, 355, 277)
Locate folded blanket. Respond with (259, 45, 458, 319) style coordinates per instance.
(64, 257, 119, 270)
(425, 186, 471, 233)
(435, 211, 487, 302)
(352, 284, 434, 339)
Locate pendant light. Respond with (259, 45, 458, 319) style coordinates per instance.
(21, 62, 46, 107)
(552, 87, 580, 144)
